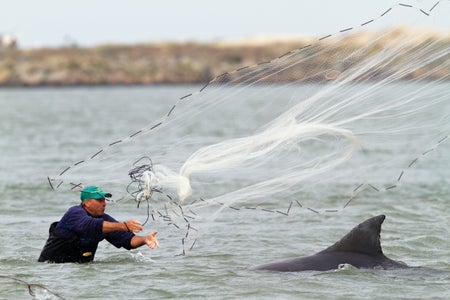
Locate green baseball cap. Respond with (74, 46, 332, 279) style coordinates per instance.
(80, 186, 112, 201)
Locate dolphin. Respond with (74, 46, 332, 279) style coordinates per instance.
(253, 215, 408, 272)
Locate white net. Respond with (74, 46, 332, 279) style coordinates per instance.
(47, 1, 449, 253)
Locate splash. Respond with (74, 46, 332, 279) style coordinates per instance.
(48, 1, 449, 254)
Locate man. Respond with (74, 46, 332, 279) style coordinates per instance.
(38, 185, 159, 263)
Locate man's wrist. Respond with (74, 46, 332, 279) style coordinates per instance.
(123, 221, 130, 232)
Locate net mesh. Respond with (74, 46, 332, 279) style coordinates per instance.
(47, 1, 449, 254)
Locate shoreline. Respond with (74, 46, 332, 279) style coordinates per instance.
(1, 28, 449, 86)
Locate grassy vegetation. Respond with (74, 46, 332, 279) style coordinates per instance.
(0, 29, 448, 86)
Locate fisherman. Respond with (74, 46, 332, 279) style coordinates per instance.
(38, 185, 159, 263)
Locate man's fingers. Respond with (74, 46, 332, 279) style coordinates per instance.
(128, 220, 143, 232)
(149, 232, 159, 248)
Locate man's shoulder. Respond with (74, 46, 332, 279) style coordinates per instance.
(63, 205, 86, 217)
(67, 205, 84, 212)
(102, 213, 117, 222)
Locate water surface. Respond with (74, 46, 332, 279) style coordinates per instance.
(0, 85, 448, 299)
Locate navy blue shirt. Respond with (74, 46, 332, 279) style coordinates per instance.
(56, 205, 135, 250)
(38, 205, 135, 263)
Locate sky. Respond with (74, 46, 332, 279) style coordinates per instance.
(1, 0, 449, 48)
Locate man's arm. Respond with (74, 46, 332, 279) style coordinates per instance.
(102, 220, 143, 233)
(130, 232, 159, 249)
(102, 219, 159, 250)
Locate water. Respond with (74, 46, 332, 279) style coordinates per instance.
(0, 85, 449, 299)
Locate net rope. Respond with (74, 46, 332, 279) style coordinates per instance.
(0, 275, 65, 300)
(46, 1, 449, 255)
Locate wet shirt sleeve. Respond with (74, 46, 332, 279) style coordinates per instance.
(102, 214, 135, 250)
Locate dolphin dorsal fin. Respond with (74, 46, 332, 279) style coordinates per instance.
(320, 215, 385, 256)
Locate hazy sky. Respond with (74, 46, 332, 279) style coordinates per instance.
(1, 0, 449, 48)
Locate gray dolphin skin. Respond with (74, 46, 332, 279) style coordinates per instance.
(253, 215, 408, 272)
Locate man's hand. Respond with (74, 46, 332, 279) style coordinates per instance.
(124, 220, 143, 233)
(145, 232, 159, 249)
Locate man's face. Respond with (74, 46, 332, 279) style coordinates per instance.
(83, 197, 106, 217)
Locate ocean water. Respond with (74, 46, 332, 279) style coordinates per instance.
(0, 85, 449, 300)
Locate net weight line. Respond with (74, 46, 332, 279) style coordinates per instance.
(0, 275, 65, 300)
(126, 156, 198, 255)
(128, 135, 447, 255)
(219, 135, 449, 214)
(47, 1, 448, 191)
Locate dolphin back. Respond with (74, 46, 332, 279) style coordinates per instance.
(320, 215, 385, 256)
(253, 215, 409, 272)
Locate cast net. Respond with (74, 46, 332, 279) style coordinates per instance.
(48, 1, 449, 254)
